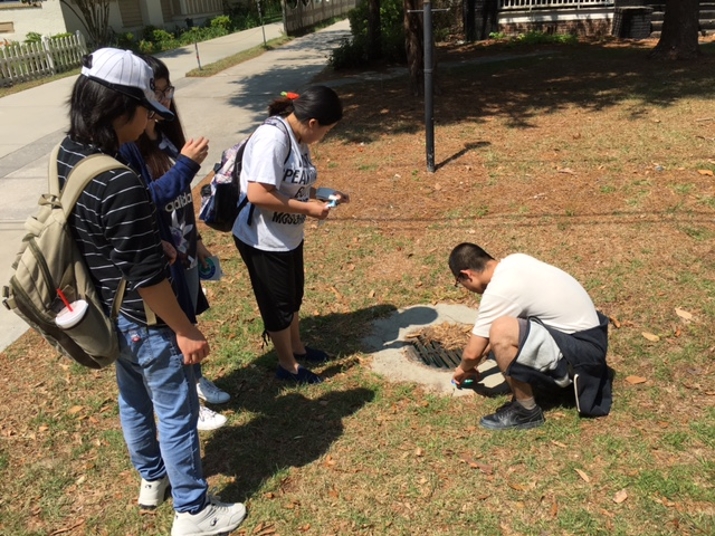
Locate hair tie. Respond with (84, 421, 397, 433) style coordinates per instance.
(281, 91, 299, 100)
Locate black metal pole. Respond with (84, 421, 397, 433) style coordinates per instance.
(423, 0, 435, 173)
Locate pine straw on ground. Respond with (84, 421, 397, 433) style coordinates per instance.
(1, 38, 714, 536)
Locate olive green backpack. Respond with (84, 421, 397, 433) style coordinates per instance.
(2, 146, 134, 369)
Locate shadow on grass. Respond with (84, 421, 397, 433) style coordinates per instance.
(327, 41, 715, 143)
(202, 385, 375, 501)
(201, 304, 402, 500)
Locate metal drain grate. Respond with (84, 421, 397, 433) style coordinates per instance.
(404, 334, 463, 369)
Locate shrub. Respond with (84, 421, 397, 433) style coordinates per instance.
(514, 30, 578, 45)
(330, 0, 406, 69)
(115, 32, 135, 50)
(210, 15, 232, 32)
(138, 40, 155, 54)
(24, 32, 42, 44)
(330, 0, 452, 70)
(150, 28, 175, 44)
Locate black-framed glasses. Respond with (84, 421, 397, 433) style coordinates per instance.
(454, 273, 464, 288)
(155, 85, 175, 101)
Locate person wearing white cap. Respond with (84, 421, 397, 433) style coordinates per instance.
(55, 48, 246, 536)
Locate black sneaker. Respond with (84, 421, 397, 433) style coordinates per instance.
(480, 400, 545, 430)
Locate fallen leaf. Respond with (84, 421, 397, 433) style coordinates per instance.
(659, 497, 676, 507)
(557, 167, 575, 174)
(48, 520, 86, 536)
(550, 440, 567, 448)
(330, 286, 342, 300)
(508, 482, 528, 491)
(697, 169, 714, 176)
(626, 375, 647, 385)
(550, 500, 558, 517)
(67, 405, 83, 415)
(609, 316, 621, 328)
(575, 469, 591, 483)
(415, 448, 424, 457)
(675, 308, 693, 321)
(613, 489, 628, 504)
(369, 289, 376, 298)
(642, 332, 660, 342)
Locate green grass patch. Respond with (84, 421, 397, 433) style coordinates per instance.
(185, 36, 293, 77)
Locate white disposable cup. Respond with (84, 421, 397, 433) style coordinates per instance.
(55, 299, 89, 329)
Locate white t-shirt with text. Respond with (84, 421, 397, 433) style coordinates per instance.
(232, 117, 317, 252)
(472, 253, 599, 338)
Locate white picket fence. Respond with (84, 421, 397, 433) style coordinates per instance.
(0, 31, 87, 87)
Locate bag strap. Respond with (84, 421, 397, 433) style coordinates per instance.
(238, 118, 293, 226)
(49, 144, 157, 325)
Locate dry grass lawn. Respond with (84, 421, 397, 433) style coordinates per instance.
(1, 36, 714, 536)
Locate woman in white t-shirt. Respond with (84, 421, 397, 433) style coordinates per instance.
(232, 86, 348, 384)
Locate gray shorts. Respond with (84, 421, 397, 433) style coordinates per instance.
(513, 318, 571, 388)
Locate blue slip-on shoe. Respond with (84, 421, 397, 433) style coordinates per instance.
(293, 346, 330, 363)
(275, 365, 324, 384)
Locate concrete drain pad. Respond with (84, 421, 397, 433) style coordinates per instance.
(362, 304, 508, 396)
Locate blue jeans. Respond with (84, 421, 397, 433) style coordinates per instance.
(115, 314, 207, 513)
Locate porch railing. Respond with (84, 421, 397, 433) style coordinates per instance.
(182, 0, 223, 16)
(499, 0, 614, 10)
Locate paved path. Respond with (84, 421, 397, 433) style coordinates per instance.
(0, 19, 351, 353)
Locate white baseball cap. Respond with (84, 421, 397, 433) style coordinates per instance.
(81, 48, 174, 120)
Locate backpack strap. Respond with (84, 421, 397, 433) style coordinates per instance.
(238, 118, 293, 226)
(51, 145, 157, 325)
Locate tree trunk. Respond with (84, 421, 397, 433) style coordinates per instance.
(367, 0, 382, 61)
(60, 0, 112, 47)
(404, 0, 423, 96)
(650, 0, 700, 60)
(464, 0, 476, 42)
(480, 0, 498, 40)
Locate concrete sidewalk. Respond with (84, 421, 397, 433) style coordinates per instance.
(0, 19, 351, 353)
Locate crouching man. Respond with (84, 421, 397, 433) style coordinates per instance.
(450, 243, 612, 430)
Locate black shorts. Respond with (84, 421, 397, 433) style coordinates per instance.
(234, 237, 304, 332)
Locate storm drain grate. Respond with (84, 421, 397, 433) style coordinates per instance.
(404, 334, 463, 369)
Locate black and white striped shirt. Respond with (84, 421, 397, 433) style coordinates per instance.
(56, 136, 169, 325)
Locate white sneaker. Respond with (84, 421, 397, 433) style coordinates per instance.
(171, 497, 246, 536)
(197, 406, 227, 431)
(138, 475, 170, 509)
(197, 377, 231, 405)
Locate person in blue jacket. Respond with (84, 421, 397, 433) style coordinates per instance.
(120, 56, 230, 431)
